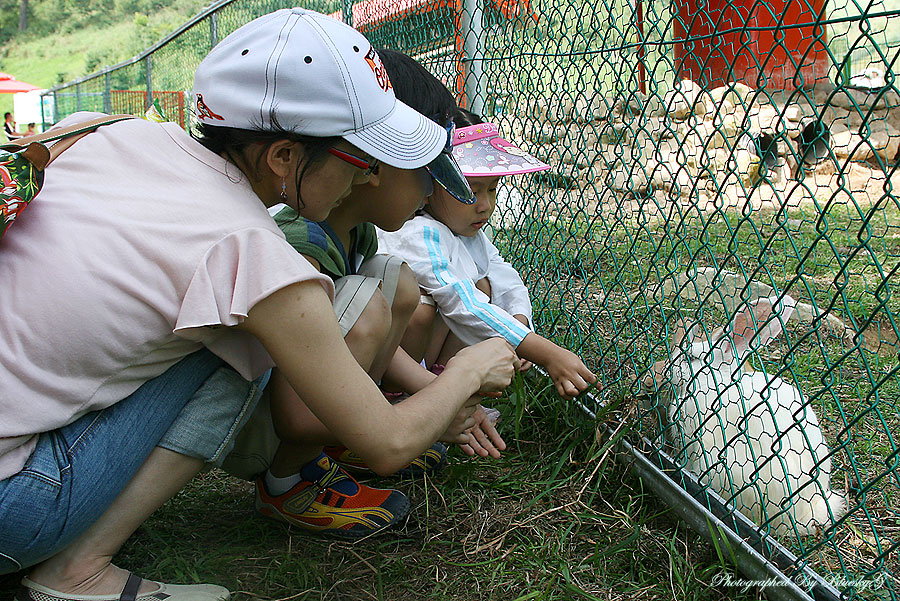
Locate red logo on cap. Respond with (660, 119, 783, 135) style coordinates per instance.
(196, 94, 225, 121)
(364, 47, 393, 93)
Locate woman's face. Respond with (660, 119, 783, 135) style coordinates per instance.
(362, 165, 433, 231)
(294, 141, 377, 222)
(426, 176, 500, 237)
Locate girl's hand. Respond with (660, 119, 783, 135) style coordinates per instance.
(544, 346, 596, 400)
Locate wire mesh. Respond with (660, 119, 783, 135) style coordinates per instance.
(42, 0, 900, 598)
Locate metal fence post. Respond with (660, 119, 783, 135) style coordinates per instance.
(145, 55, 153, 110)
(103, 72, 112, 114)
(342, 0, 353, 26)
(460, 0, 485, 117)
(210, 10, 219, 48)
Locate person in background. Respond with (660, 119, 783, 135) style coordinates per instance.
(24, 123, 36, 136)
(1, 10, 517, 601)
(4, 112, 22, 139)
(378, 108, 596, 401)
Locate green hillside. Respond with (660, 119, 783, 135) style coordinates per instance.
(0, 0, 207, 125)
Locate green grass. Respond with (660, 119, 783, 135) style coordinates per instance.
(0, 374, 761, 601)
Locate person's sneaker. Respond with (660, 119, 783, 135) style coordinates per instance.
(324, 442, 448, 478)
(255, 454, 409, 539)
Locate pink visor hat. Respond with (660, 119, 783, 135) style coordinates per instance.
(452, 122, 551, 177)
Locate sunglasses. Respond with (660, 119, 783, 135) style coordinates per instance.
(328, 147, 380, 176)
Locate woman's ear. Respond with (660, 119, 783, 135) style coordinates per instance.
(264, 139, 304, 179)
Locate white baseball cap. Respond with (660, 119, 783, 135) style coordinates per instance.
(192, 8, 447, 169)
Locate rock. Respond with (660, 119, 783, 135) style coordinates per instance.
(829, 87, 900, 111)
(831, 121, 900, 164)
(533, 122, 558, 144)
(732, 148, 761, 186)
(547, 97, 576, 123)
(710, 82, 755, 109)
(643, 95, 666, 118)
(626, 91, 648, 115)
(784, 106, 803, 122)
(555, 123, 599, 148)
(608, 164, 650, 194)
(644, 116, 675, 140)
(598, 120, 629, 144)
(591, 95, 622, 122)
(664, 79, 702, 120)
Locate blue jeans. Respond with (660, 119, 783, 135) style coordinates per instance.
(0, 349, 266, 574)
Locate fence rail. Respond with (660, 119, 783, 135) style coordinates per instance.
(44, 1, 900, 599)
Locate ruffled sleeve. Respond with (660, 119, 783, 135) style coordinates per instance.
(174, 227, 334, 379)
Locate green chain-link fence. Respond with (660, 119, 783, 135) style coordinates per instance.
(42, 0, 900, 598)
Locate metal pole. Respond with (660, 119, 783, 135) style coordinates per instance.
(76, 83, 82, 112)
(342, 0, 353, 26)
(103, 72, 112, 114)
(145, 55, 153, 111)
(461, 0, 485, 116)
(210, 11, 219, 48)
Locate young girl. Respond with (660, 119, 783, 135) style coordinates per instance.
(378, 109, 597, 400)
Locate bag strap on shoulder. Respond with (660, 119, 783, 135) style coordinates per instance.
(0, 114, 136, 170)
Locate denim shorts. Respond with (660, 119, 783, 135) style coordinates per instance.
(0, 349, 268, 574)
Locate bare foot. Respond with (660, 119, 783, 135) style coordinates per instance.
(27, 562, 159, 597)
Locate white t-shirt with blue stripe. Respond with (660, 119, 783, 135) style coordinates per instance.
(377, 213, 533, 347)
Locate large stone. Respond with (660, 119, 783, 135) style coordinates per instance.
(607, 164, 650, 194)
(731, 148, 761, 187)
(831, 121, 900, 164)
(645, 116, 675, 140)
(546, 97, 576, 123)
(591, 95, 622, 122)
(828, 87, 900, 111)
(664, 79, 703, 120)
(710, 82, 755, 110)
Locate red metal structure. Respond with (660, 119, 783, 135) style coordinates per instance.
(673, 0, 829, 90)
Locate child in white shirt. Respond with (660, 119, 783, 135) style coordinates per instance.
(378, 110, 596, 399)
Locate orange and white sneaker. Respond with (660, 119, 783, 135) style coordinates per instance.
(255, 454, 409, 539)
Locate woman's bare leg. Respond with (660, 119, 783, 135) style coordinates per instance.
(27, 448, 204, 596)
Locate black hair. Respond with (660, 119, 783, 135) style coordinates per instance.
(3, 113, 10, 120)
(193, 114, 339, 212)
(377, 48, 456, 125)
(453, 107, 484, 128)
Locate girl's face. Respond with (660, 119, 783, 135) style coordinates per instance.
(426, 176, 500, 237)
(294, 141, 377, 222)
(361, 164, 433, 231)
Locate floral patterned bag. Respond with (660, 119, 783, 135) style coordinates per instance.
(1, 115, 133, 239)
